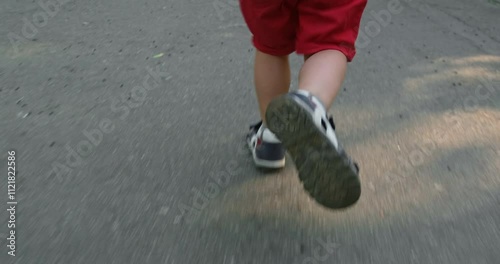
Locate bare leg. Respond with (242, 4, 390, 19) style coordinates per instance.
(254, 50, 291, 122)
(299, 50, 347, 108)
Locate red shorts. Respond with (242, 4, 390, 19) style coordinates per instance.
(239, 0, 367, 61)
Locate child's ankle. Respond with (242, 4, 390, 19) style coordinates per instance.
(296, 89, 328, 112)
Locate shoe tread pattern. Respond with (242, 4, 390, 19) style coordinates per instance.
(266, 95, 361, 209)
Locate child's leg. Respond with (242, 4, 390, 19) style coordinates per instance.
(239, 0, 296, 121)
(254, 50, 291, 122)
(240, 0, 296, 169)
(264, 0, 366, 207)
(299, 50, 347, 108)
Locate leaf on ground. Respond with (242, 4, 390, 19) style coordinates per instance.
(153, 53, 164, 58)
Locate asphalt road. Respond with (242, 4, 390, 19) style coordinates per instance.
(1, 0, 499, 263)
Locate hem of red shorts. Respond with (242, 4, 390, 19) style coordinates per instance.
(252, 38, 295, 56)
(297, 45, 357, 62)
